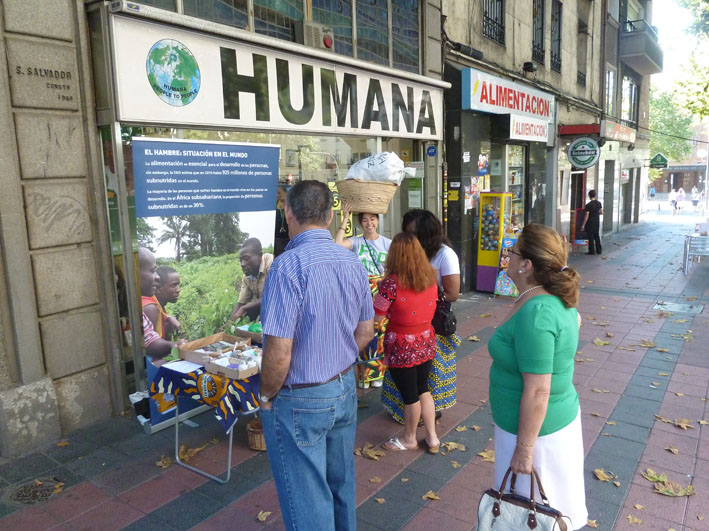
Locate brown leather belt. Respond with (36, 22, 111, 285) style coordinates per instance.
(283, 366, 352, 390)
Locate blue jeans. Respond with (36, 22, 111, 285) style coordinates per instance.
(260, 370, 357, 531)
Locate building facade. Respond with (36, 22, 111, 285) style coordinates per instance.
(0, 0, 446, 456)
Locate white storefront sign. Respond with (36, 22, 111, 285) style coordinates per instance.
(462, 67, 555, 122)
(110, 16, 444, 140)
(509, 114, 549, 142)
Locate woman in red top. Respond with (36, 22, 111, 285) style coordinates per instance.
(377, 233, 440, 453)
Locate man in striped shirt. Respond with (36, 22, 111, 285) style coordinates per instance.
(260, 180, 374, 530)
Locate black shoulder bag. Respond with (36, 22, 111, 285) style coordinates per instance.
(432, 286, 457, 337)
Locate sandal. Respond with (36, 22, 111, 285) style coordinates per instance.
(382, 437, 413, 451)
(425, 438, 440, 454)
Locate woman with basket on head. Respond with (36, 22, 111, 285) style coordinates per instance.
(381, 209, 461, 423)
(486, 224, 587, 529)
(375, 233, 440, 452)
(336, 201, 391, 388)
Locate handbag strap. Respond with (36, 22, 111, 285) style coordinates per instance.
(363, 238, 384, 275)
(501, 467, 548, 506)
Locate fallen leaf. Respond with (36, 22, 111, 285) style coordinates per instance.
(639, 340, 657, 348)
(672, 319, 689, 323)
(613, 480, 621, 487)
(585, 358, 596, 362)
(451, 460, 461, 469)
(606, 421, 617, 425)
(655, 414, 672, 424)
(593, 338, 610, 346)
(455, 426, 467, 432)
(34, 480, 43, 486)
(477, 450, 495, 462)
(651, 382, 661, 387)
(654, 481, 695, 497)
(591, 412, 601, 417)
(686, 296, 698, 301)
(626, 514, 643, 525)
(699, 515, 705, 521)
(401, 477, 409, 483)
(594, 468, 613, 482)
(657, 372, 669, 377)
(594, 321, 610, 327)
(56, 441, 69, 448)
(606, 332, 615, 338)
(676, 393, 685, 397)
(600, 306, 606, 310)
(53, 482, 64, 495)
(586, 315, 596, 320)
(674, 418, 695, 430)
(178, 442, 209, 462)
(642, 468, 668, 483)
(643, 318, 655, 323)
(422, 490, 440, 501)
(471, 425, 482, 431)
(617, 346, 636, 351)
(634, 504, 645, 510)
(699, 420, 709, 425)
(602, 433, 611, 436)
(587, 519, 599, 528)
(479, 399, 487, 404)
(592, 388, 603, 393)
(467, 335, 480, 342)
(586, 280, 593, 284)
(656, 347, 670, 353)
(666, 446, 679, 455)
(613, 298, 621, 302)
(442, 441, 467, 452)
(480, 313, 492, 318)
(155, 456, 173, 469)
(256, 511, 272, 522)
(369, 476, 382, 483)
(359, 443, 385, 460)
(375, 498, 386, 504)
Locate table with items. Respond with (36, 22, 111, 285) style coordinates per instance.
(149, 333, 262, 483)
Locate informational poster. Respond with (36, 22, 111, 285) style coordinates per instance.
(408, 178, 423, 208)
(464, 185, 475, 214)
(133, 138, 279, 217)
(494, 238, 519, 298)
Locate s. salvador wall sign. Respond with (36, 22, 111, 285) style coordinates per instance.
(110, 15, 445, 140)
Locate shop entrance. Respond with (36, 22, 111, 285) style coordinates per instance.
(570, 169, 587, 210)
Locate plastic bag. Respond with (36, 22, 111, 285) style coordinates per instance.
(345, 152, 414, 186)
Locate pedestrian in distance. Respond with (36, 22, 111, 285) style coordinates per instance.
(259, 180, 374, 531)
(580, 190, 603, 255)
(678, 187, 686, 211)
(376, 232, 440, 453)
(669, 188, 678, 215)
(488, 224, 587, 529)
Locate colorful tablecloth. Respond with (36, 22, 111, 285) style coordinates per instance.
(150, 364, 260, 432)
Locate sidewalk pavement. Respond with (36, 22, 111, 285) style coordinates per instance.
(1, 211, 708, 531)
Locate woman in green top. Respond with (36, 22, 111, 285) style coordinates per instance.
(488, 224, 587, 529)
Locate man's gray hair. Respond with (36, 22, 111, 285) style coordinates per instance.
(286, 180, 333, 226)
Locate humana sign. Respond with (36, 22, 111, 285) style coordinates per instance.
(111, 15, 445, 140)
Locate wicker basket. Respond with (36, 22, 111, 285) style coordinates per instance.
(335, 179, 398, 214)
(247, 418, 266, 451)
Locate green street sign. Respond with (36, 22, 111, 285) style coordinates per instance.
(649, 152, 668, 169)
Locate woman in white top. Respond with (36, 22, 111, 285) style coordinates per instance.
(382, 209, 462, 423)
(336, 202, 392, 388)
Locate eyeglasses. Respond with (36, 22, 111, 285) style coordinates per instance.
(508, 248, 523, 257)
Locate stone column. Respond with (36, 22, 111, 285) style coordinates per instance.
(0, 0, 120, 457)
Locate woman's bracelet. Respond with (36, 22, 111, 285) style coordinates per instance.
(517, 440, 534, 448)
(337, 226, 346, 232)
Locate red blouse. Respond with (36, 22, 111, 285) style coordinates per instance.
(373, 275, 437, 368)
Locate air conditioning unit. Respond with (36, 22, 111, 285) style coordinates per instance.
(295, 21, 335, 52)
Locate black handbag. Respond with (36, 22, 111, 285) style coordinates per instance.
(432, 287, 457, 337)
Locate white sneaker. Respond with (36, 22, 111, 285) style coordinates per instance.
(371, 379, 383, 388)
(358, 380, 370, 389)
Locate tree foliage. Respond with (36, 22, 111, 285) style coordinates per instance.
(136, 218, 155, 251)
(677, 0, 709, 37)
(649, 89, 694, 161)
(675, 1, 709, 117)
(159, 214, 247, 261)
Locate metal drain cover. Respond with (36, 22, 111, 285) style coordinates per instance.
(653, 301, 705, 314)
(10, 477, 64, 505)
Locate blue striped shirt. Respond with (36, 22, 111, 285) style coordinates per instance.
(261, 229, 374, 385)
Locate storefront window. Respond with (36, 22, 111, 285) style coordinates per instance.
(183, 0, 248, 29)
(528, 143, 547, 225)
(313, 0, 354, 57)
(254, 0, 303, 41)
(392, 0, 420, 73)
(357, 0, 389, 65)
(507, 145, 526, 229)
(131, 0, 177, 11)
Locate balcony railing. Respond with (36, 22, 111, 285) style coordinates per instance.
(483, 16, 505, 45)
(532, 43, 545, 64)
(622, 19, 659, 39)
(551, 51, 561, 72)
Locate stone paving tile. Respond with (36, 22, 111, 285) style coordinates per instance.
(89, 460, 161, 496)
(64, 498, 145, 530)
(121, 513, 178, 531)
(0, 504, 61, 530)
(43, 481, 112, 522)
(0, 453, 60, 485)
(149, 490, 227, 531)
(402, 506, 471, 531)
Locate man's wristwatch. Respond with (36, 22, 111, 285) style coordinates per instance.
(259, 394, 272, 403)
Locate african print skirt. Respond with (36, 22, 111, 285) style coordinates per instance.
(381, 333, 461, 423)
(357, 275, 386, 384)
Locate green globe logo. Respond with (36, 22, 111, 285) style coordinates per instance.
(146, 39, 201, 107)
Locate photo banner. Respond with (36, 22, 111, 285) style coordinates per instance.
(132, 138, 279, 217)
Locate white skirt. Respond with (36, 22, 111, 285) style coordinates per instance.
(494, 409, 588, 530)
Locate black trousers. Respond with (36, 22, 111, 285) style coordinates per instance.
(587, 224, 602, 254)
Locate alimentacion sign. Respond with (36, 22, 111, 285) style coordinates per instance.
(111, 15, 445, 140)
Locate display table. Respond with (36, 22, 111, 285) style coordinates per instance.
(149, 360, 261, 483)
